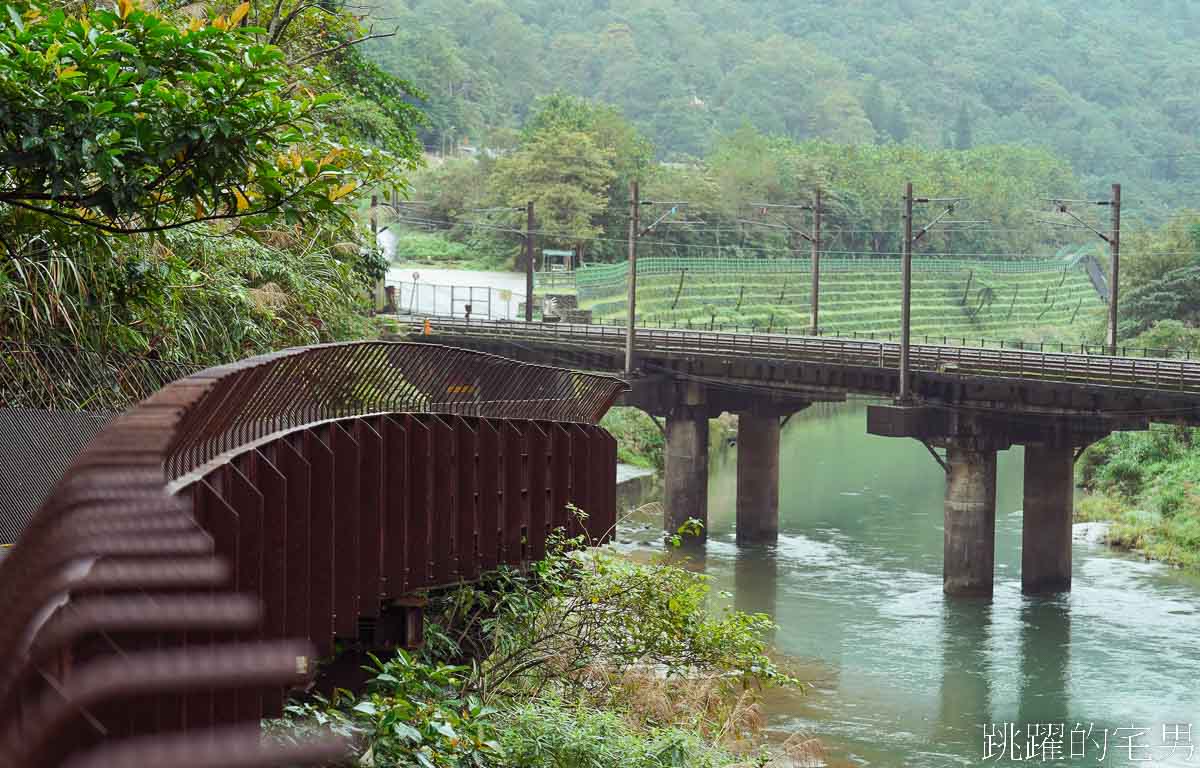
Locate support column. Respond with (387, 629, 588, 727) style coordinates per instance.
(1021, 444, 1074, 594)
(736, 412, 780, 544)
(944, 441, 997, 598)
(664, 407, 708, 541)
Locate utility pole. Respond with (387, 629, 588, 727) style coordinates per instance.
(370, 193, 386, 312)
(742, 195, 823, 334)
(1040, 184, 1121, 354)
(1109, 183, 1121, 355)
(811, 188, 822, 336)
(899, 184, 963, 403)
(625, 180, 639, 374)
(524, 201, 535, 322)
(900, 183, 913, 402)
(623, 185, 684, 375)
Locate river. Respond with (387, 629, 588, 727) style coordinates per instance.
(616, 402, 1200, 767)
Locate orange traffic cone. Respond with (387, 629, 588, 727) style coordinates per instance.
(423, 319, 432, 335)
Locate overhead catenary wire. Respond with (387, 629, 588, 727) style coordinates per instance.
(388, 214, 1151, 259)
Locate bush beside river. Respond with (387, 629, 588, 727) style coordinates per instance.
(1077, 425, 1200, 569)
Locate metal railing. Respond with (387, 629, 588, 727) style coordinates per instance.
(161, 341, 626, 480)
(390, 281, 526, 320)
(0, 340, 200, 413)
(617, 319, 1196, 361)
(411, 318, 1200, 396)
(0, 341, 627, 767)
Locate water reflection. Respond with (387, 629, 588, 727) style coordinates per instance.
(734, 545, 777, 616)
(734, 544, 778, 643)
(938, 599, 994, 756)
(1015, 597, 1072, 729)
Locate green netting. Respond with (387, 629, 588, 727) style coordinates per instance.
(576, 256, 1082, 301)
(575, 254, 1104, 338)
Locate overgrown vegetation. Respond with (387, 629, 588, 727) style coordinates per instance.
(387, 230, 510, 270)
(0, 0, 422, 362)
(365, 0, 1200, 213)
(275, 530, 800, 766)
(395, 107, 1083, 268)
(602, 407, 665, 470)
(1077, 426, 1200, 569)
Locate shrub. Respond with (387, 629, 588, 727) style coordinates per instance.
(1097, 456, 1145, 499)
(1157, 485, 1187, 520)
(389, 231, 472, 264)
(602, 407, 665, 470)
(499, 701, 744, 768)
(275, 651, 503, 768)
(1076, 439, 1116, 489)
(1074, 493, 1124, 523)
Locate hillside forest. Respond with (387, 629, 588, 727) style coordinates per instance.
(367, 0, 1200, 215)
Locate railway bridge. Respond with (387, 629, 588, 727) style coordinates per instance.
(0, 341, 625, 767)
(402, 319, 1200, 599)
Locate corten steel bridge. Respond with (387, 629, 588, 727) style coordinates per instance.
(0, 341, 625, 768)
(400, 318, 1200, 599)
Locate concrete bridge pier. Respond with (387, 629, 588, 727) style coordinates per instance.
(623, 375, 822, 545)
(735, 411, 780, 545)
(943, 439, 998, 598)
(1021, 443, 1075, 595)
(735, 404, 810, 544)
(869, 403, 1129, 599)
(663, 383, 710, 541)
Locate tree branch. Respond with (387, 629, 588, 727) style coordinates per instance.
(288, 28, 398, 66)
(0, 182, 319, 235)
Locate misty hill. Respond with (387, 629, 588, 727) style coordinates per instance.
(367, 0, 1200, 214)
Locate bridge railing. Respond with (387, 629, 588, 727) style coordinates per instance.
(161, 341, 626, 480)
(411, 317, 1200, 396)
(607, 319, 1197, 361)
(0, 341, 627, 767)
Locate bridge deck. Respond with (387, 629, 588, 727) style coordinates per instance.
(407, 319, 1200, 424)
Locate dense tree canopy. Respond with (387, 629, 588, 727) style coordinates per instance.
(0, 0, 424, 361)
(0, 1, 362, 234)
(367, 0, 1200, 215)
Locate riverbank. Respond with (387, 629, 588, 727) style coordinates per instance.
(601, 407, 737, 473)
(276, 540, 798, 767)
(1076, 425, 1200, 569)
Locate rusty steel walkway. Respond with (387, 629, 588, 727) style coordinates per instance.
(0, 341, 626, 767)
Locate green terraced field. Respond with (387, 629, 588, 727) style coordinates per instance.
(576, 256, 1106, 341)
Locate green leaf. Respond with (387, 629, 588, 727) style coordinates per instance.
(392, 722, 422, 743)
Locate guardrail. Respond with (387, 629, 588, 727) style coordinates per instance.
(621, 319, 1196, 361)
(0, 341, 627, 767)
(411, 318, 1200, 396)
(534, 270, 577, 291)
(390, 281, 525, 320)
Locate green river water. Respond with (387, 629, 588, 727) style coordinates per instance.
(617, 403, 1200, 767)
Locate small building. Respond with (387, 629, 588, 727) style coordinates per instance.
(541, 248, 576, 272)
